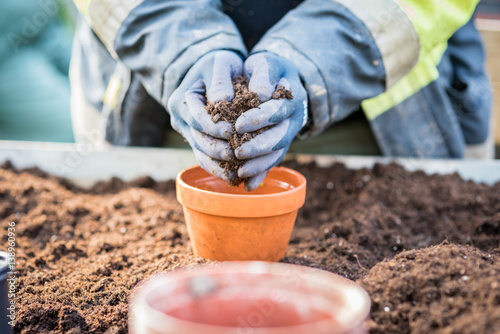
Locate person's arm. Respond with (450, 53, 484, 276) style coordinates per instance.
(74, 0, 247, 106)
(250, 0, 479, 138)
(234, 0, 479, 190)
(74, 0, 250, 181)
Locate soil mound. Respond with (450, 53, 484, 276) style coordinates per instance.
(359, 243, 500, 334)
(1, 160, 498, 333)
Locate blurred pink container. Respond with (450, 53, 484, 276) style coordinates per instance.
(129, 262, 370, 334)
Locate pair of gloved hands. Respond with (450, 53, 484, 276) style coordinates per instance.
(168, 51, 308, 191)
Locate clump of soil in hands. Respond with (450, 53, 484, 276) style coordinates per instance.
(205, 76, 293, 186)
(272, 85, 293, 100)
(205, 76, 260, 124)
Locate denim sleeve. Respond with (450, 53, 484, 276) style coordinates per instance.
(251, 0, 387, 138)
(436, 19, 492, 145)
(81, 0, 247, 108)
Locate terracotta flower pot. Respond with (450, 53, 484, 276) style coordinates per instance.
(129, 262, 370, 334)
(176, 166, 307, 261)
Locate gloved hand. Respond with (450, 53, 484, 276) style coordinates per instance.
(235, 53, 308, 191)
(168, 51, 243, 181)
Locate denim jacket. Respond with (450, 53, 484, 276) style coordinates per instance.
(73, 0, 490, 157)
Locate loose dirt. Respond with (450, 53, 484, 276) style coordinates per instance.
(360, 243, 500, 334)
(1, 160, 499, 334)
(205, 76, 293, 186)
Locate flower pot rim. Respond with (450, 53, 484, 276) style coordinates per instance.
(177, 165, 306, 199)
(176, 166, 307, 217)
(130, 262, 371, 334)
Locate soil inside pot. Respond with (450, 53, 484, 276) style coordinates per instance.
(1, 160, 499, 334)
(205, 76, 293, 186)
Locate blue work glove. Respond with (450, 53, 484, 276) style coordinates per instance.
(168, 51, 243, 181)
(236, 53, 308, 191)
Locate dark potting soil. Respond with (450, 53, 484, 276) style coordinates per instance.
(360, 243, 500, 334)
(205, 76, 293, 186)
(1, 160, 499, 334)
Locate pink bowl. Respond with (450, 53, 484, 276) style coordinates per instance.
(129, 262, 370, 334)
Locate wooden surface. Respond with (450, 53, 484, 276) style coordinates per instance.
(478, 20, 500, 146)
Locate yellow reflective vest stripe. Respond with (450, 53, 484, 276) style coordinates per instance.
(72, 0, 145, 57)
(362, 0, 479, 120)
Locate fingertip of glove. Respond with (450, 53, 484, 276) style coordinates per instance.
(222, 122, 235, 139)
(244, 172, 268, 192)
(234, 146, 247, 161)
(215, 168, 236, 182)
(234, 117, 248, 135)
(222, 147, 235, 161)
(208, 91, 233, 103)
(244, 181, 258, 192)
(237, 164, 254, 179)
